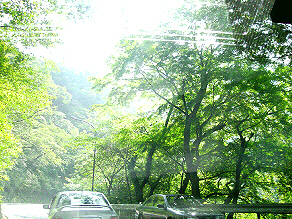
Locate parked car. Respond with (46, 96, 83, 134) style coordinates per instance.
(43, 191, 119, 219)
(136, 194, 224, 219)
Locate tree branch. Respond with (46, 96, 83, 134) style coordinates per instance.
(140, 70, 186, 115)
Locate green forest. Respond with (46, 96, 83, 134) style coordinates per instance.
(0, 0, 292, 218)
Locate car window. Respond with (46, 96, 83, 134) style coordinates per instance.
(66, 193, 108, 206)
(153, 196, 165, 207)
(166, 195, 201, 208)
(58, 195, 71, 207)
(143, 196, 155, 207)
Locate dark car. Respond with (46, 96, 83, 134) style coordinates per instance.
(136, 194, 224, 219)
(43, 191, 119, 219)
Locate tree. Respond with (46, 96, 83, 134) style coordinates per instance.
(93, 31, 251, 198)
(92, 1, 292, 207)
(220, 65, 292, 218)
(114, 114, 177, 202)
(223, 0, 292, 66)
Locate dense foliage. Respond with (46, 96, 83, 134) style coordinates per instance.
(0, 0, 91, 203)
(0, 42, 52, 198)
(90, 1, 292, 218)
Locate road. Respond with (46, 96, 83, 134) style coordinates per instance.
(1, 203, 49, 219)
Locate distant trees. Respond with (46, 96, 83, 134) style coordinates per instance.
(4, 110, 75, 202)
(0, 0, 90, 202)
(0, 42, 52, 195)
(1, 63, 106, 202)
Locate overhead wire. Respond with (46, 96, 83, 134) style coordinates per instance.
(121, 37, 236, 46)
(0, 25, 238, 45)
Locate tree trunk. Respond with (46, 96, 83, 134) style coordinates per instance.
(179, 173, 190, 194)
(226, 132, 248, 219)
(189, 171, 201, 199)
(128, 156, 144, 202)
(124, 159, 133, 203)
(182, 71, 209, 199)
(183, 115, 201, 199)
(148, 175, 163, 197)
(127, 105, 172, 202)
(128, 143, 157, 202)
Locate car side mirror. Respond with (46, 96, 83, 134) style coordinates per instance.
(43, 204, 50, 209)
(157, 204, 165, 209)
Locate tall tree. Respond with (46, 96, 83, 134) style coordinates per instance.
(93, 35, 248, 198)
(91, 0, 236, 198)
(92, 1, 292, 205)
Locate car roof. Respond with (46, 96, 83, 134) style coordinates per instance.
(155, 194, 193, 197)
(57, 191, 104, 196)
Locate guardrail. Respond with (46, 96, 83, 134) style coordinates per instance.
(1, 203, 292, 219)
(112, 204, 137, 219)
(112, 203, 292, 219)
(201, 203, 292, 214)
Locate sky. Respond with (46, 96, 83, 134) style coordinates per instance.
(29, 0, 184, 76)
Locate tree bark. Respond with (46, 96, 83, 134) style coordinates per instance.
(124, 159, 133, 203)
(128, 156, 144, 202)
(182, 71, 209, 199)
(179, 173, 190, 194)
(226, 130, 249, 219)
(128, 143, 157, 202)
(189, 171, 201, 199)
(183, 115, 202, 199)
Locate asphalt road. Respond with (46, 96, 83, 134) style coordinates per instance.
(1, 203, 49, 219)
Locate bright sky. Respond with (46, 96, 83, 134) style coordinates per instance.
(30, 0, 184, 75)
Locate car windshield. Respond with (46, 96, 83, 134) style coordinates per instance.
(166, 195, 202, 208)
(1, 0, 292, 219)
(59, 193, 108, 206)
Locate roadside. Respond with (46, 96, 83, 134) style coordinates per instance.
(0, 203, 49, 219)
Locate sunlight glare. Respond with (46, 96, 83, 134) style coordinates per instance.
(35, 0, 183, 74)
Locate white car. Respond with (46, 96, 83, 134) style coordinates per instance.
(43, 191, 119, 219)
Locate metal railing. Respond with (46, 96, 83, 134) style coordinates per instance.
(201, 203, 292, 214)
(112, 204, 137, 218)
(112, 203, 292, 219)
